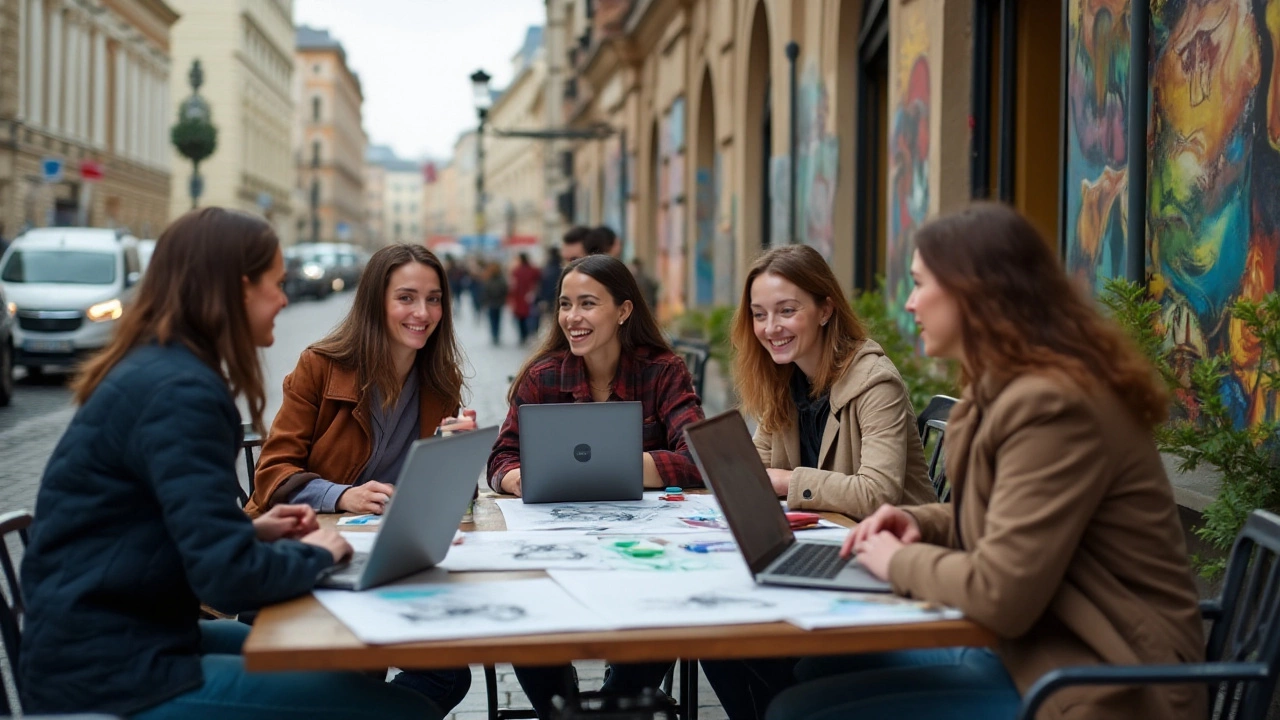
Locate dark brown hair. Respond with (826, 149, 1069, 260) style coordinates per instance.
(509, 254, 673, 403)
(311, 244, 465, 413)
(731, 244, 867, 433)
(72, 207, 279, 433)
(914, 202, 1168, 426)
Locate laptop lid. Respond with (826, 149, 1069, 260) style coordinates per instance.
(518, 402, 644, 504)
(683, 411, 795, 576)
(354, 426, 499, 589)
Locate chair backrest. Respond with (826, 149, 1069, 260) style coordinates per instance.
(239, 422, 262, 506)
(0, 509, 33, 715)
(916, 395, 957, 438)
(671, 339, 710, 399)
(920, 418, 950, 502)
(1203, 509, 1280, 718)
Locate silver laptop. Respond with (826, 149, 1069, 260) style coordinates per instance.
(318, 426, 499, 591)
(518, 402, 644, 504)
(684, 411, 892, 593)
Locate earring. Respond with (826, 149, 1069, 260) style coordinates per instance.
(821, 319, 828, 326)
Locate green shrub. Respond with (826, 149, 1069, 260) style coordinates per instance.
(851, 282, 959, 415)
(1101, 279, 1280, 578)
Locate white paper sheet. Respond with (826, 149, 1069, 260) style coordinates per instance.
(440, 530, 746, 572)
(337, 514, 382, 527)
(547, 569, 838, 629)
(785, 594, 963, 630)
(315, 578, 612, 644)
(496, 492, 724, 533)
(340, 531, 378, 554)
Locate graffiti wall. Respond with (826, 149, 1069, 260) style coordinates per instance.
(1064, 0, 1132, 291)
(694, 159, 718, 306)
(885, 0, 933, 334)
(1149, 0, 1280, 427)
(658, 98, 689, 321)
(795, 63, 840, 260)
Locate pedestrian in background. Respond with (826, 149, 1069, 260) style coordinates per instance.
(508, 252, 542, 345)
(536, 246, 563, 330)
(20, 208, 441, 719)
(629, 256, 659, 311)
(482, 259, 509, 345)
(585, 225, 623, 258)
(561, 225, 590, 262)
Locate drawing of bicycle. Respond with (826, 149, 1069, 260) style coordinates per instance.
(512, 543, 589, 561)
(398, 598, 527, 624)
(648, 592, 776, 611)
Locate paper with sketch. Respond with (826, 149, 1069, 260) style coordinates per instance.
(786, 594, 963, 630)
(441, 531, 746, 572)
(315, 578, 611, 644)
(337, 514, 382, 527)
(496, 492, 723, 533)
(547, 569, 835, 629)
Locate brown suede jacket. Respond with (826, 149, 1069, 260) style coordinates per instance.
(244, 349, 454, 517)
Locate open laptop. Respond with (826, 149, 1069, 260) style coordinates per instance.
(518, 402, 644, 504)
(684, 411, 892, 593)
(318, 426, 499, 591)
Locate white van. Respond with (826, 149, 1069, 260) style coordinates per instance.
(0, 227, 141, 375)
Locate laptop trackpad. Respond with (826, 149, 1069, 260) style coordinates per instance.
(835, 562, 893, 592)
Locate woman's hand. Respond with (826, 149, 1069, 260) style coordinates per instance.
(842, 504, 921, 557)
(500, 468, 522, 496)
(853, 531, 904, 581)
(766, 468, 793, 498)
(337, 481, 396, 515)
(439, 409, 479, 434)
(253, 504, 320, 541)
(301, 528, 353, 564)
(642, 453, 663, 488)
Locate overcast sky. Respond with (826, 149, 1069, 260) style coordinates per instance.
(295, 0, 546, 162)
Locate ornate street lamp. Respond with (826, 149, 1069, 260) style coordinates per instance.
(470, 68, 492, 238)
(170, 59, 217, 210)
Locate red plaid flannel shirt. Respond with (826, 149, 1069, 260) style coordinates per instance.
(487, 345, 706, 491)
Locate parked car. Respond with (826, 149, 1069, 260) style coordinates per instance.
(0, 227, 142, 375)
(283, 246, 333, 300)
(0, 284, 14, 406)
(137, 239, 156, 273)
(293, 242, 365, 292)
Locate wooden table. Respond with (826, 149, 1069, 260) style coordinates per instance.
(243, 493, 995, 672)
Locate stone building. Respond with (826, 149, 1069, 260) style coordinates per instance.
(0, 0, 179, 239)
(165, 0, 296, 243)
(483, 25, 548, 248)
(294, 25, 366, 247)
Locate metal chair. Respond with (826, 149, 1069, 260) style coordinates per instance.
(1017, 509, 1280, 720)
(238, 422, 263, 506)
(0, 509, 33, 715)
(670, 340, 710, 399)
(916, 395, 957, 502)
(484, 662, 697, 720)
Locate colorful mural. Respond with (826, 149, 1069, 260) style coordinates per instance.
(770, 155, 791, 247)
(694, 162, 718, 306)
(657, 100, 688, 322)
(795, 63, 840, 260)
(1149, 0, 1280, 427)
(715, 190, 736, 305)
(1064, 0, 1132, 290)
(885, 2, 932, 334)
(603, 142, 624, 239)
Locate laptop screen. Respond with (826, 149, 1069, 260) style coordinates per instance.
(683, 411, 795, 574)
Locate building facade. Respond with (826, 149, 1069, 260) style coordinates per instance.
(0, 0, 178, 239)
(551, 0, 1277, 429)
(294, 25, 366, 248)
(364, 144, 425, 246)
(165, 0, 296, 243)
(483, 26, 548, 247)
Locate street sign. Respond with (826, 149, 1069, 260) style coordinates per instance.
(80, 159, 104, 182)
(40, 158, 63, 183)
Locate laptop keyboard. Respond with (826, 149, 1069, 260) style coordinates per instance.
(772, 543, 847, 579)
(323, 551, 369, 580)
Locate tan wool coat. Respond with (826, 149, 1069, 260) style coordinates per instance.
(244, 349, 454, 517)
(754, 338, 936, 519)
(890, 372, 1206, 720)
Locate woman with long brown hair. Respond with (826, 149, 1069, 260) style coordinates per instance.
(767, 203, 1205, 720)
(487, 253, 704, 718)
(245, 243, 474, 711)
(20, 208, 443, 718)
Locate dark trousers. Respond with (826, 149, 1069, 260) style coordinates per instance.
(488, 307, 503, 344)
(700, 658, 800, 720)
(513, 661, 674, 719)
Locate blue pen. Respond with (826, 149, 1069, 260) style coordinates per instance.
(682, 541, 736, 553)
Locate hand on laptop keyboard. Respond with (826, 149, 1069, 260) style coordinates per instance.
(302, 528, 352, 564)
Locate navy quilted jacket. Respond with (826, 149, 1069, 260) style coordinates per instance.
(19, 343, 334, 715)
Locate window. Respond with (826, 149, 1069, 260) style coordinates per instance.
(311, 140, 321, 167)
(1, 250, 117, 284)
(313, 63, 321, 74)
(312, 97, 321, 122)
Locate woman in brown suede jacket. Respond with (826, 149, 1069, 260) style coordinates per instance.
(244, 243, 475, 714)
(768, 204, 1205, 720)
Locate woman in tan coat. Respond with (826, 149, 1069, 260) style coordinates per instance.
(767, 204, 1205, 720)
(244, 243, 476, 713)
(702, 244, 935, 720)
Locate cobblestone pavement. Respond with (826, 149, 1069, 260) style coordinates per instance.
(0, 292, 727, 719)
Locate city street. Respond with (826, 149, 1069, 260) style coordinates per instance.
(0, 290, 726, 720)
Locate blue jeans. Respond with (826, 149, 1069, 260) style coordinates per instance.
(132, 620, 444, 720)
(765, 648, 1021, 720)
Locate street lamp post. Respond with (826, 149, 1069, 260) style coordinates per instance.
(470, 69, 492, 241)
(170, 59, 217, 210)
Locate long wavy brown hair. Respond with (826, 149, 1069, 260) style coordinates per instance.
(915, 202, 1168, 427)
(509, 254, 673, 403)
(311, 244, 465, 413)
(73, 207, 278, 433)
(732, 245, 867, 434)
